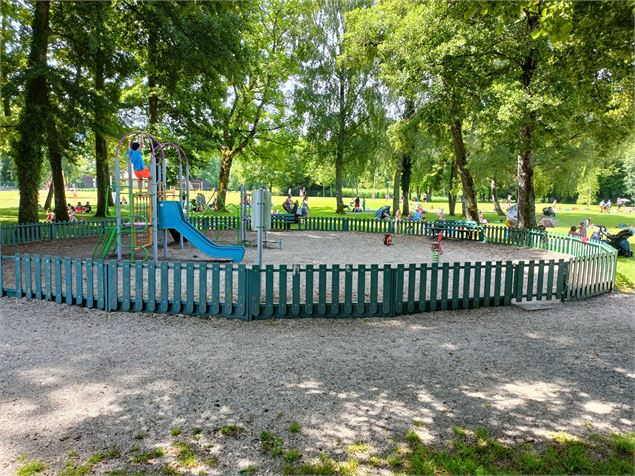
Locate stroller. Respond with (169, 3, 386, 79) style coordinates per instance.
(375, 205, 391, 220)
(542, 206, 556, 217)
(594, 226, 633, 257)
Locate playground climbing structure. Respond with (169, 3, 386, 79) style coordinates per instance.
(93, 131, 244, 263)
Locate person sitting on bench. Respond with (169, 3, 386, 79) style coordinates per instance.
(282, 195, 294, 213)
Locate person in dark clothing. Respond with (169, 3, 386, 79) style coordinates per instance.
(282, 195, 294, 213)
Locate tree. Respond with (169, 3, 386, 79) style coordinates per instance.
(166, 1, 290, 210)
(213, 2, 295, 209)
(468, 0, 633, 227)
(57, 1, 131, 216)
(345, 0, 485, 221)
(622, 138, 635, 199)
(12, 0, 50, 223)
(0, 0, 27, 184)
(296, 0, 386, 214)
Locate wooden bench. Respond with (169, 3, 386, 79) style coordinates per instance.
(430, 219, 483, 241)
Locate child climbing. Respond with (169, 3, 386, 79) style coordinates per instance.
(128, 136, 150, 192)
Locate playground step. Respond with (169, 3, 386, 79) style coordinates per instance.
(512, 301, 564, 311)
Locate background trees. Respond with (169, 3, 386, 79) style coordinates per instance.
(294, 0, 387, 214)
(2, 0, 632, 224)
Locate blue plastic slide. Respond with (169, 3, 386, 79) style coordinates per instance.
(158, 200, 245, 262)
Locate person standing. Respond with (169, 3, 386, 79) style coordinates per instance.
(578, 220, 588, 239)
(128, 137, 150, 193)
(299, 195, 310, 217)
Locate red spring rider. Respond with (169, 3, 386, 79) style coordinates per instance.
(431, 230, 444, 262)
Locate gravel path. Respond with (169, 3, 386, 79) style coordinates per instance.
(1, 293, 633, 475)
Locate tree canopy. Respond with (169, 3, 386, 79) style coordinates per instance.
(2, 0, 632, 224)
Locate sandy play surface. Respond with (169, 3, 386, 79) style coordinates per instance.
(2, 230, 568, 266)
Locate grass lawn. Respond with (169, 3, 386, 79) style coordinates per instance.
(280, 428, 634, 476)
(15, 427, 634, 475)
(1, 189, 633, 290)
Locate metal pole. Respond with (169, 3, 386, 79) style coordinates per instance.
(150, 141, 158, 263)
(115, 149, 121, 260)
(240, 185, 247, 244)
(256, 188, 263, 266)
(179, 155, 184, 249)
(162, 145, 168, 258)
(185, 152, 190, 223)
(127, 135, 135, 260)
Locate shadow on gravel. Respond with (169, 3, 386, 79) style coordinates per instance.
(0, 293, 633, 473)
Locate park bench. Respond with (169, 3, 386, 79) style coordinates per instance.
(271, 213, 302, 230)
(430, 219, 483, 241)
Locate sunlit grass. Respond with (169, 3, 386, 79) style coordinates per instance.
(280, 430, 634, 475)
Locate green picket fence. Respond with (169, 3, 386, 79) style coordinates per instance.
(0, 219, 116, 246)
(0, 239, 615, 319)
(0, 254, 568, 319)
(0, 220, 617, 319)
(190, 215, 240, 232)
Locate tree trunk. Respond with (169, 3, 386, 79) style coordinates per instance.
(517, 10, 540, 229)
(448, 195, 457, 216)
(108, 180, 114, 206)
(44, 181, 54, 210)
(95, 132, 109, 217)
(215, 148, 233, 211)
(13, 0, 49, 223)
(335, 78, 346, 214)
(335, 142, 345, 214)
(491, 177, 506, 216)
(448, 161, 457, 216)
(399, 98, 415, 215)
(94, 57, 109, 217)
(427, 185, 433, 203)
(461, 193, 467, 217)
(45, 114, 69, 221)
(517, 131, 537, 228)
(392, 158, 401, 217)
(401, 154, 412, 215)
(449, 119, 479, 222)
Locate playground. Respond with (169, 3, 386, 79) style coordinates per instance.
(3, 2, 633, 474)
(0, 134, 629, 475)
(0, 131, 619, 321)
